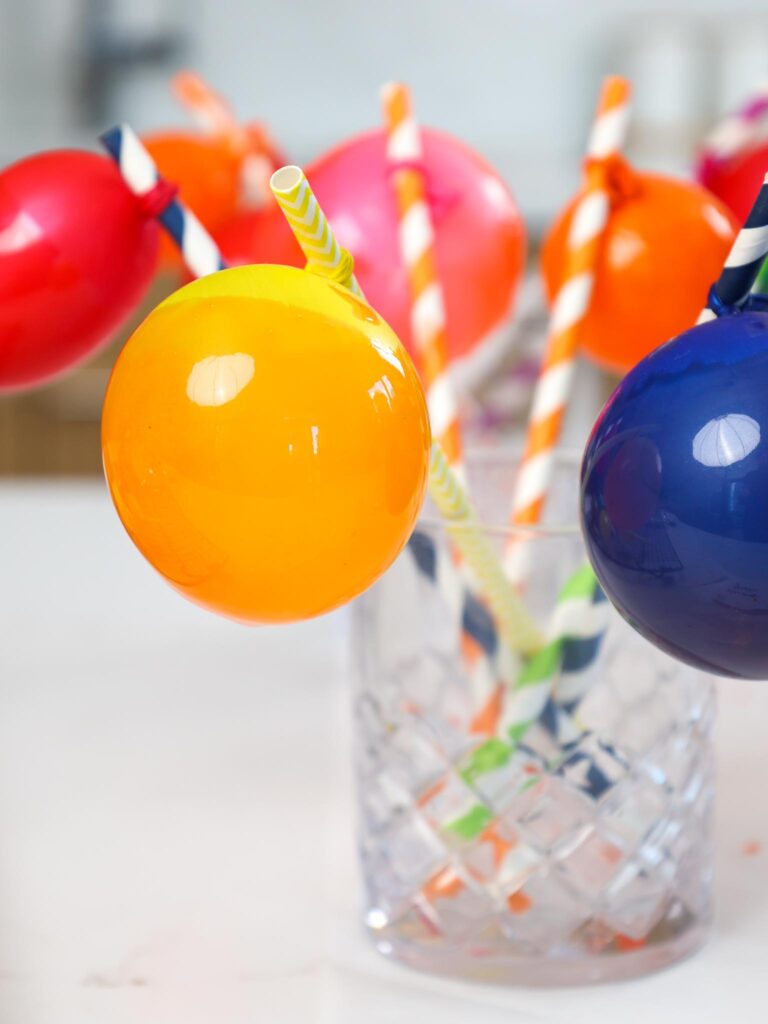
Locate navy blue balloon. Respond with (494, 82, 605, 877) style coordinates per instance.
(581, 309, 768, 679)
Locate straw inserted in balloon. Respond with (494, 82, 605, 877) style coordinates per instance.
(494, 75, 631, 761)
(504, 75, 632, 588)
(270, 165, 362, 296)
(172, 70, 275, 207)
(172, 70, 245, 142)
(270, 164, 544, 657)
(381, 81, 463, 469)
(427, 444, 544, 656)
(699, 172, 768, 322)
(99, 123, 226, 280)
(381, 81, 514, 720)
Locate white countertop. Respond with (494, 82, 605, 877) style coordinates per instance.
(0, 481, 766, 1023)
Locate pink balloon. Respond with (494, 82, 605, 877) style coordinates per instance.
(217, 128, 526, 387)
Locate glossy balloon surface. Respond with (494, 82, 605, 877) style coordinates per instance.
(542, 172, 738, 375)
(697, 144, 768, 224)
(0, 150, 158, 390)
(216, 128, 526, 382)
(581, 311, 768, 678)
(102, 264, 431, 624)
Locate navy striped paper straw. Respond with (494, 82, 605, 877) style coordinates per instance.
(99, 124, 227, 280)
(702, 172, 768, 320)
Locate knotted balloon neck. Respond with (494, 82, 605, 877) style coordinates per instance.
(138, 179, 179, 219)
(306, 246, 356, 290)
(583, 153, 640, 205)
(385, 159, 460, 220)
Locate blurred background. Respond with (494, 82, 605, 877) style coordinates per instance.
(2, 0, 768, 474)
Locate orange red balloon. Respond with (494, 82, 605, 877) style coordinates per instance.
(102, 265, 430, 623)
(541, 169, 739, 375)
(143, 128, 285, 274)
(142, 132, 242, 272)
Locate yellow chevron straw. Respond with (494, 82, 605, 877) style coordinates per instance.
(270, 163, 543, 656)
(270, 165, 362, 295)
(428, 444, 544, 655)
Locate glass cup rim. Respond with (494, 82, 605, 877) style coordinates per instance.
(418, 445, 584, 539)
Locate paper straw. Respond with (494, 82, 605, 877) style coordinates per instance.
(381, 82, 512, 719)
(419, 561, 611, 852)
(510, 134, 768, 790)
(504, 75, 632, 587)
(488, 77, 630, 765)
(513, 114, 768, 781)
(427, 444, 543, 656)
(699, 172, 768, 322)
(270, 164, 542, 656)
(544, 580, 609, 729)
(172, 70, 274, 207)
(100, 124, 226, 280)
(412, 76, 630, 877)
(172, 70, 245, 141)
(381, 81, 462, 468)
(409, 532, 509, 668)
(270, 166, 363, 296)
(408, 530, 519, 721)
(496, 564, 607, 744)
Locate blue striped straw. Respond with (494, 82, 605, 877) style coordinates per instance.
(408, 530, 501, 661)
(700, 172, 768, 322)
(99, 124, 227, 280)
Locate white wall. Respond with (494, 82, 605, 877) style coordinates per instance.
(2, 0, 768, 228)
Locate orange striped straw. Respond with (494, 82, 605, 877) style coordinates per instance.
(382, 82, 515, 728)
(172, 70, 274, 207)
(381, 82, 463, 470)
(173, 71, 245, 141)
(504, 75, 632, 585)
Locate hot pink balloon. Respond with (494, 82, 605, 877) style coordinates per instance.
(217, 128, 527, 388)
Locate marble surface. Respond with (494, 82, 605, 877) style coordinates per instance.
(0, 481, 766, 1023)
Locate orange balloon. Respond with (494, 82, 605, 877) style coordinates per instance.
(143, 132, 242, 272)
(102, 265, 430, 624)
(541, 169, 739, 374)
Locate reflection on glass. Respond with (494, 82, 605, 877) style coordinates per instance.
(692, 413, 760, 468)
(186, 354, 255, 407)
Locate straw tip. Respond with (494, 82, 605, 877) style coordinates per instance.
(380, 80, 412, 113)
(599, 74, 632, 107)
(172, 69, 201, 89)
(270, 164, 304, 195)
(98, 125, 124, 150)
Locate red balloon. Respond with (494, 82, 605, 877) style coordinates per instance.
(697, 144, 768, 224)
(0, 150, 158, 391)
(217, 128, 526, 386)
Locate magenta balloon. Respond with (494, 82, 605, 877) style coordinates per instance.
(218, 128, 526, 383)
